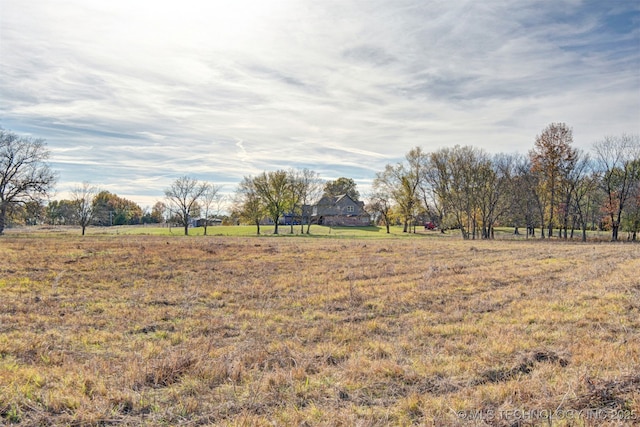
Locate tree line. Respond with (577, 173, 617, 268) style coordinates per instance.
(1, 125, 639, 240)
(371, 124, 640, 241)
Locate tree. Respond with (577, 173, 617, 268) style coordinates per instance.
(164, 176, 208, 236)
(234, 176, 265, 235)
(368, 187, 393, 233)
(572, 168, 600, 242)
(200, 183, 223, 236)
(71, 182, 98, 236)
(558, 149, 590, 239)
(287, 169, 305, 234)
(375, 147, 427, 233)
(9, 200, 45, 226)
(323, 177, 360, 201)
(0, 129, 57, 235)
(92, 191, 143, 226)
(425, 146, 488, 239)
(529, 123, 577, 238)
(622, 178, 640, 241)
(46, 199, 77, 225)
(292, 169, 323, 234)
(477, 153, 513, 239)
(593, 134, 640, 241)
(506, 156, 540, 237)
(151, 201, 167, 223)
(252, 170, 290, 235)
(424, 148, 454, 233)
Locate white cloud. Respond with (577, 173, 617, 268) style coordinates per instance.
(1, 0, 638, 207)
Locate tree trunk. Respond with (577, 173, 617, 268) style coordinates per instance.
(273, 218, 279, 235)
(0, 203, 6, 235)
(82, 225, 86, 236)
(255, 220, 261, 235)
(386, 223, 390, 234)
(403, 220, 408, 233)
(204, 224, 208, 236)
(184, 224, 189, 236)
(460, 226, 468, 239)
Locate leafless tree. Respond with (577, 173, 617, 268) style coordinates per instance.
(593, 134, 640, 241)
(71, 182, 98, 236)
(200, 183, 223, 236)
(164, 176, 208, 236)
(0, 129, 57, 234)
(294, 168, 323, 234)
(368, 187, 394, 234)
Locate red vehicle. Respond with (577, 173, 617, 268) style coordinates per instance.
(424, 221, 436, 230)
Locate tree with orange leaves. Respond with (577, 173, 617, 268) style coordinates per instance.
(528, 123, 577, 238)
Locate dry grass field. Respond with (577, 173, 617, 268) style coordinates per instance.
(0, 233, 638, 426)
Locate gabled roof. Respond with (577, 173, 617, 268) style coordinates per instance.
(314, 193, 368, 216)
(320, 194, 357, 206)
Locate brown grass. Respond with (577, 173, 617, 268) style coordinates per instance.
(0, 235, 638, 426)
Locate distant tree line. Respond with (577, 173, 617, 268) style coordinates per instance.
(1, 125, 639, 240)
(370, 124, 640, 241)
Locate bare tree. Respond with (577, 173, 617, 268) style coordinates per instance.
(200, 183, 223, 236)
(368, 187, 394, 234)
(164, 176, 208, 236)
(293, 168, 323, 234)
(622, 179, 640, 241)
(477, 153, 513, 239)
(425, 146, 488, 239)
(571, 167, 600, 242)
(71, 182, 98, 236)
(506, 155, 540, 237)
(424, 148, 453, 233)
(558, 149, 590, 239)
(0, 129, 57, 234)
(593, 134, 640, 241)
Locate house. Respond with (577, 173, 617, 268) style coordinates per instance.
(191, 217, 223, 227)
(311, 194, 371, 226)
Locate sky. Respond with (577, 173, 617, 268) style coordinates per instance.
(1, 0, 639, 209)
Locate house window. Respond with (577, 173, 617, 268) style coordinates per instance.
(346, 205, 355, 213)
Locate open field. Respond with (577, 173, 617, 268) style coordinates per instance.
(0, 234, 638, 426)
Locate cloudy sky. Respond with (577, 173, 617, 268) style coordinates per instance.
(1, 0, 639, 208)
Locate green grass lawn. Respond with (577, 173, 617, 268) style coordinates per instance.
(96, 224, 424, 238)
(6, 223, 618, 241)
